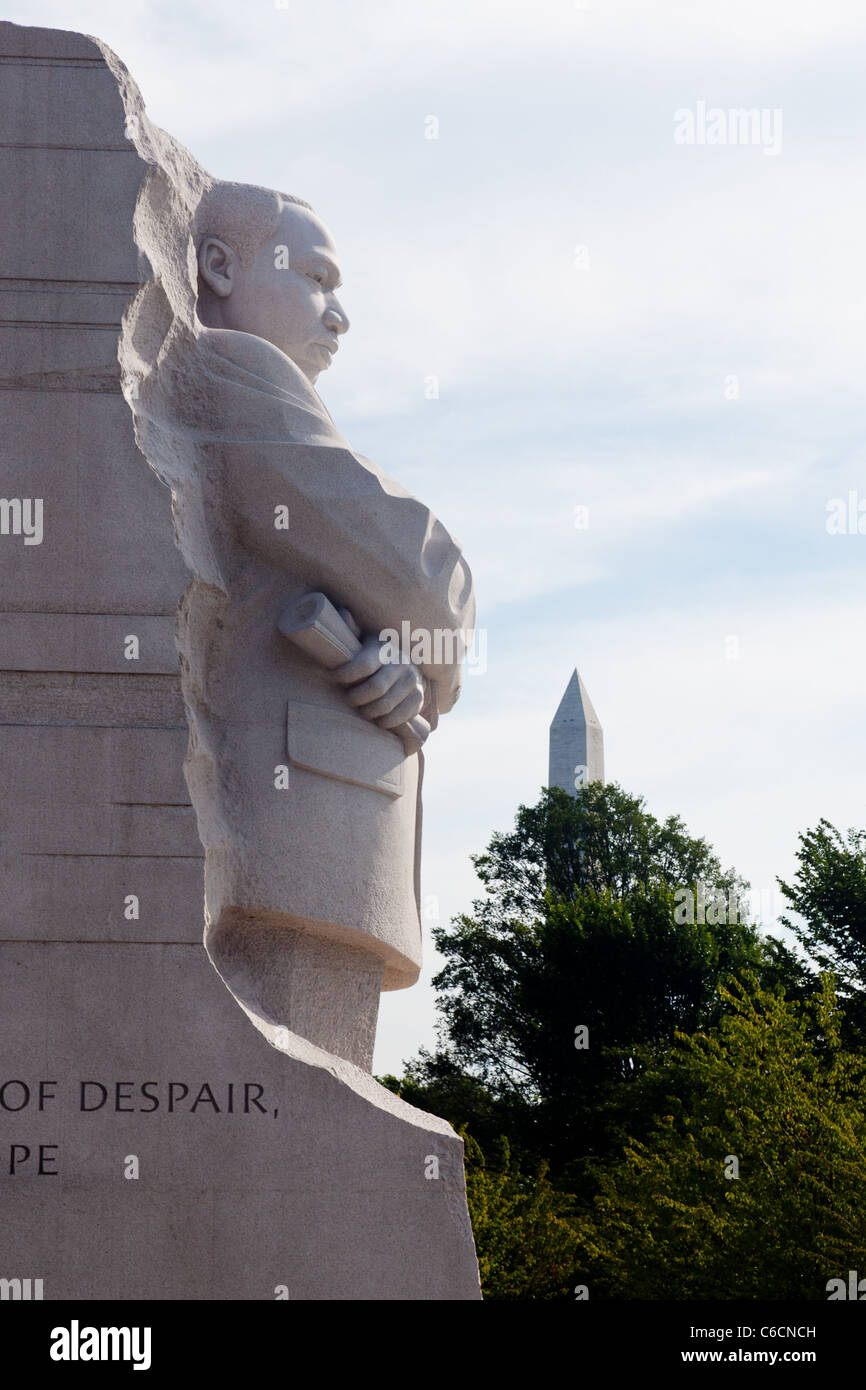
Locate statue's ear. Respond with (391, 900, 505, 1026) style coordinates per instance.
(198, 236, 237, 298)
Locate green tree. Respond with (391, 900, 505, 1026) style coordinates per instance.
(428, 784, 763, 1177)
(464, 782, 744, 925)
(461, 1133, 582, 1300)
(777, 818, 866, 1043)
(573, 976, 866, 1299)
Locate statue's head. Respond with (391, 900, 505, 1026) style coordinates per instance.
(194, 180, 350, 384)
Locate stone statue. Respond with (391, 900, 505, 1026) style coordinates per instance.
(123, 177, 475, 1070)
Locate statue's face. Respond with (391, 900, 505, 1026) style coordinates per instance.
(198, 204, 350, 384)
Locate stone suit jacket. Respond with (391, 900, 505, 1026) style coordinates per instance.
(129, 324, 475, 989)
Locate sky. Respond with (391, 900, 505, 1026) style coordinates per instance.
(9, 0, 866, 1074)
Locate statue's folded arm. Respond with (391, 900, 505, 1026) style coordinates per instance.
(215, 440, 474, 713)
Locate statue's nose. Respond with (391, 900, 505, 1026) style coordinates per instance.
(324, 297, 350, 335)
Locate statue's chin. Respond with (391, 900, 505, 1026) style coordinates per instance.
(265, 346, 321, 385)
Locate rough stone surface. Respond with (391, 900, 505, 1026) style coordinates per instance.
(0, 942, 478, 1300)
(0, 20, 480, 1300)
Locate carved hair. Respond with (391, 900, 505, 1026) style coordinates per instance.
(194, 180, 314, 268)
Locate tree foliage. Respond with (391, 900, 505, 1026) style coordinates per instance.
(386, 788, 866, 1299)
(428, 783, 763, 1176)
(573, 976, 866, 1299)
(778, 817, 866, 990)
(464, 782, 744, 924)
(461, 1134, 582, 1300)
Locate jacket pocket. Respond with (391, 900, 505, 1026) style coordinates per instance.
(286, 699, 404, 798)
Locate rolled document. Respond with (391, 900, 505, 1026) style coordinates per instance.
(278, 591, 430, 754)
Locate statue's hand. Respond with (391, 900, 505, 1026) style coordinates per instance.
(334, 636, 426, 730)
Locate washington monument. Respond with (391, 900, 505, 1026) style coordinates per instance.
(548, 669, 604, 793)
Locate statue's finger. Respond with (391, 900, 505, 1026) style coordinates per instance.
(333, 642, 383, 685)
(357, 681, 414, 720)
(342, 666, 395, 706)
(377, 690, 425, 729)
